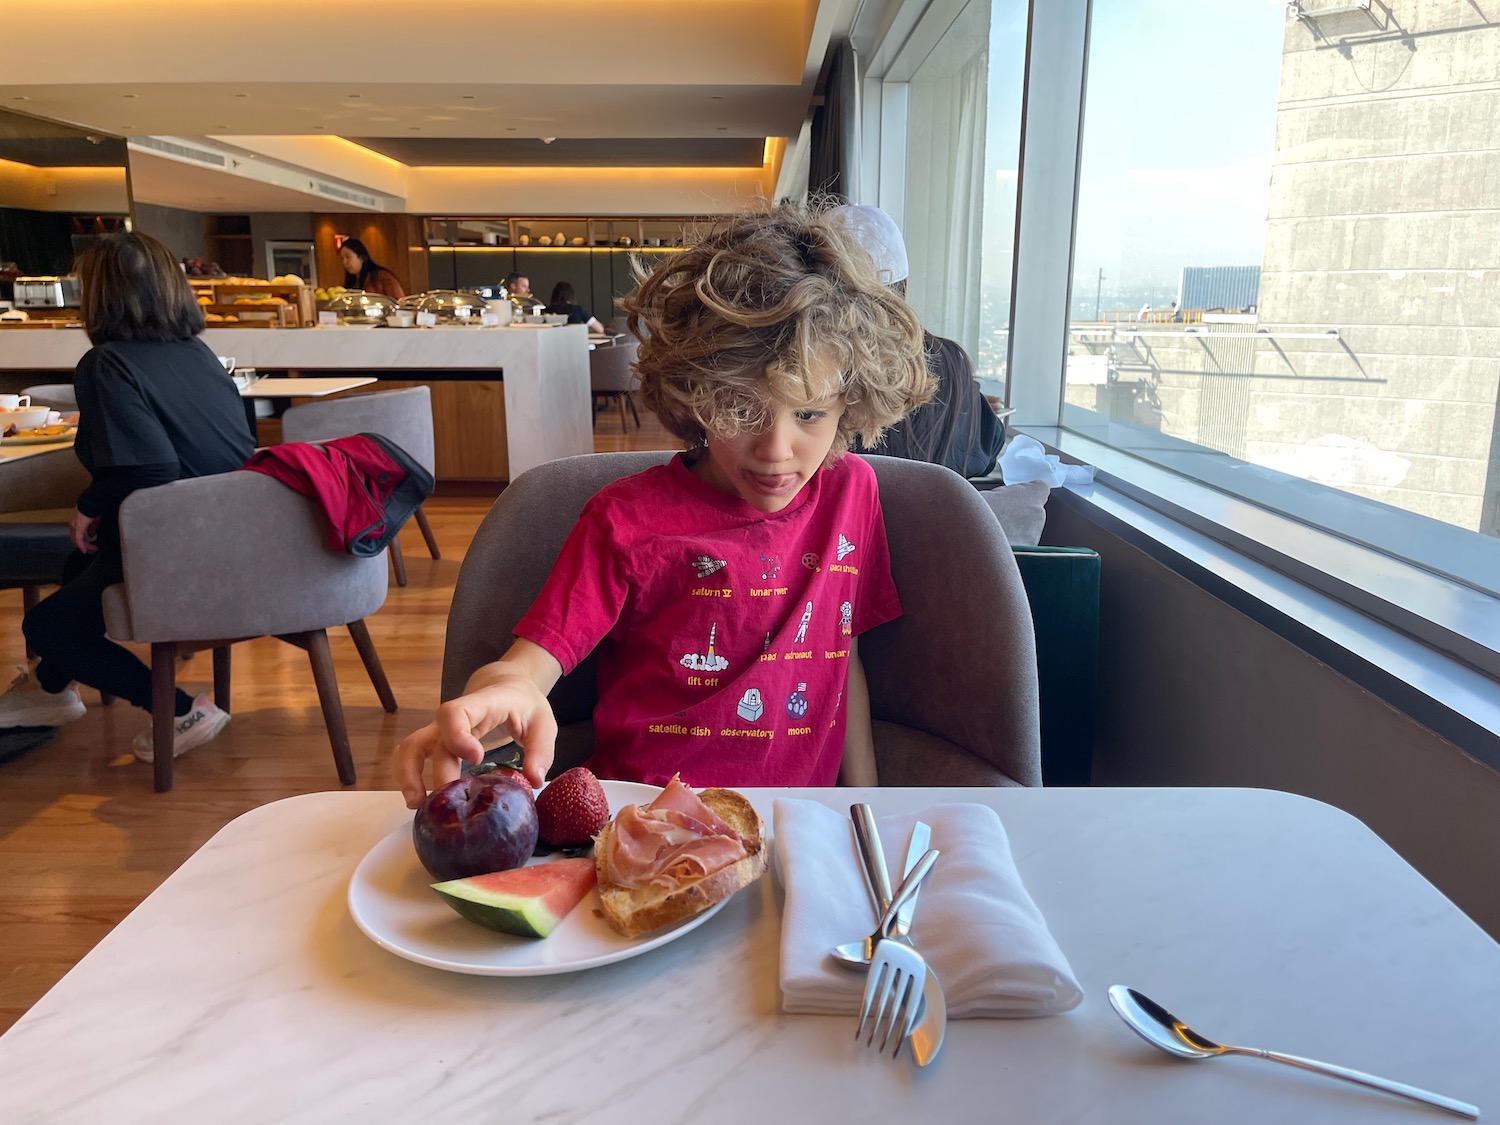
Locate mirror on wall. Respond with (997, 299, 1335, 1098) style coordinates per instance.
(0, 107, 131, 283)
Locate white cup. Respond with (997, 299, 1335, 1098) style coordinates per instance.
(0, 394, 32, 410)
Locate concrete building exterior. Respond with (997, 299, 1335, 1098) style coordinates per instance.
(1069, 1, 1500, 536)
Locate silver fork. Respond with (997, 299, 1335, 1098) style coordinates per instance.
(855, 849, 938, 1056)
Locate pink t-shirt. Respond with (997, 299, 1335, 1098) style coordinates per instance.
(515, 453, 901, 787)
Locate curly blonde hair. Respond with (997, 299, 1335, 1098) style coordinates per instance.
(619, 202, 933, 456)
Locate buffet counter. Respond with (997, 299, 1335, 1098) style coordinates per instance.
(0, 324, 593, 482)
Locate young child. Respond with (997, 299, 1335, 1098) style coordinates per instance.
(393, 204, 933, 808)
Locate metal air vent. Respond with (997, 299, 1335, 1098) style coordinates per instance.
(129, 136, 228, 167)
(1288, 0, 1390, 34)
(312, 180, 380, 209)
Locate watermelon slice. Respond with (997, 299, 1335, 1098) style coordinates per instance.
(431, 857, 597, 938)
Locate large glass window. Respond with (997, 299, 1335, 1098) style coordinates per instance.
(1066, 0, 1500, 591)
(900, 0, 1026, 401)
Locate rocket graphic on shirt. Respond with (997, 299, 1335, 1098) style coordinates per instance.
(679, 622, 729, 672)
(837, 534, 856, 561)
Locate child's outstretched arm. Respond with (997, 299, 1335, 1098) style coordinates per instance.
(838, 638, 879, 786)
(393, 638, 564, 808)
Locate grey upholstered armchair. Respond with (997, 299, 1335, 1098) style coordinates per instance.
(105, 471, 397, 792)
(588, 342, 641, 432)
(441, 451, 1041, 786)
(0, 451, 88, 660)
(280, 386, 440, 587)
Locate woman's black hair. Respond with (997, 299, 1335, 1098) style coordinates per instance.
(340, 237, 383, 288)
(76, 231, 205, 345)
(545, 281, 575, 314)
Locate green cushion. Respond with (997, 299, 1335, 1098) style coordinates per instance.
(1013, 546, 1100, 786)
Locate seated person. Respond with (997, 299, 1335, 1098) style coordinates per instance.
(2, 232, 255, 761)
(826, 204, 1006, 479)
(393, 203, 935, 803)
(544, 281, 605, 333)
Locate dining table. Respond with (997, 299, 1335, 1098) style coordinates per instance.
(0, 785, 1494, 1124)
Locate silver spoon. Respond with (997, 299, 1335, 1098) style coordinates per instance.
(1108, 986, 1479, 1119)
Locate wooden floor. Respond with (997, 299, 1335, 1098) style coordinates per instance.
(0, 407, 682, 1034)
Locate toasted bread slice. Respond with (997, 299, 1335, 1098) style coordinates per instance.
(595, 787, 768, 938)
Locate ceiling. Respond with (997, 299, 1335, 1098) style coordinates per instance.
(345, 137, 768, 168)
(0, 0, 871, 215)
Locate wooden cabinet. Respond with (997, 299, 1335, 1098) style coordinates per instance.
(372, 378, 508, 481)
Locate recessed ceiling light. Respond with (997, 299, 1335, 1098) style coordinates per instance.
(347, 94, 361, 99)
(716, 126, 728, 130)
(313, 125, 326, 130)
(216, 125, 229, 130)
(235, 93, 250, 98)
(410, 126, 421, 130)
(461, 95, 475, 100)
(506, 126, 517, 131)
(122, 93, 137, 99)
(711, 95, 724, 100)
(11, 95, 29, 101)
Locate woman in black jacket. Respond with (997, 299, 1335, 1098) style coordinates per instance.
(2, 232, 255, 763)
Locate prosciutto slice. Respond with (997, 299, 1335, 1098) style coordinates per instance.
(604, 775, 749, 890)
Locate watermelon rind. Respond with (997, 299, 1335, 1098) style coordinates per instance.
(431, 884, 560, 938)
(430, 858, 596, 939)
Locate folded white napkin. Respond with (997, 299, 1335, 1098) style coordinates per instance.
(773, 798, 1084, 1018)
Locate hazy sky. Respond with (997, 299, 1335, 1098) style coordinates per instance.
(981, 0, 1288, 291)
(1074, 0, 1287, 285)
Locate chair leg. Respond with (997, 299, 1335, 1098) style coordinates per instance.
(151, 642, 177, 793)
(212, 646, 231, 712)
(347, 618, 398, 713)
(618, 395, 628, 431)
(414, 504, 441, 560)
(626, 393, 640, 427)
(390, 537, 408, 588)
(304, 628, 357, 786)
(21, 586, 40, 660)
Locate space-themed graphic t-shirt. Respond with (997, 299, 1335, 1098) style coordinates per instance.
(515, 453, 901, 787)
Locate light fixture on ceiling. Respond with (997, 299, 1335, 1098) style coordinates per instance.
(11, 95, 28, 101)
(540, 137, 556, 144)
(122, 93, 137, 99)
(314, 125, 326, 130)
(506, 126, 517, 131)
(235, 93, 250, 98)
(347, 94, 361, 99)
(461, 95, 475, 100)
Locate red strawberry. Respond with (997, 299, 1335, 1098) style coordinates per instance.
(535, 767, 610, 848)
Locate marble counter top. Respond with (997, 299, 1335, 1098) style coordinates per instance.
(0, 786, 1494, 1124)
(0, 323, 587, 372)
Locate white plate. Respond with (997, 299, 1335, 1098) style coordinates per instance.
(347, 780, 727, 975)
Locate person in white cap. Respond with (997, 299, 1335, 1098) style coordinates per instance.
(825, 204, 1006, 478)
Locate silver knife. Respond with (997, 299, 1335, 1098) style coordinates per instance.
(899, 822, 947, 1066)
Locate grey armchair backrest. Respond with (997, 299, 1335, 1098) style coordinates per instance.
(0, 450, 89, 515)
(103, 471, 388, 644)
(588, 342, 638, 394)
(442, 451, 1042, 787)
(280, 386, 435, 474)
(21, 383, 78, 411)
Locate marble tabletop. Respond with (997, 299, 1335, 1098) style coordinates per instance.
(0, 786, 1494, 1124)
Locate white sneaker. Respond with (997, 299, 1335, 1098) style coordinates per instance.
(132, 693, 231, 762)
(0, 668, 86, 729)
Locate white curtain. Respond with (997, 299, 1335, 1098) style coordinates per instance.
(903, 5, 989, 357)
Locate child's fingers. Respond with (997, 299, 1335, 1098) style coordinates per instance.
(433, 698, 493, 765)
(514, 705, 559, 788)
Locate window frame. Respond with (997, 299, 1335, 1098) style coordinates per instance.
(858, 0, 1500, 688)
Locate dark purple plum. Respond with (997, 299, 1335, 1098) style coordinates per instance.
(413, 774, 539, 881)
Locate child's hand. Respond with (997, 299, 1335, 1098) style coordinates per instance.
(392, 675, 559, 809)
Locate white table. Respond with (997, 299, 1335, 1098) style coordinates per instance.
(0, 787, 1494, 1124)
(0, 439, 72, 463)
(238, 376, 377, 398)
